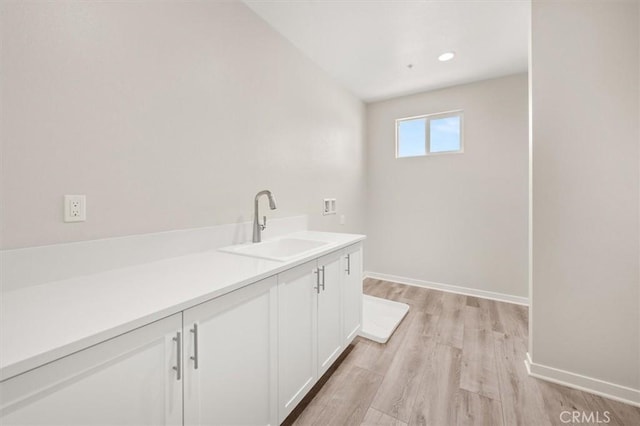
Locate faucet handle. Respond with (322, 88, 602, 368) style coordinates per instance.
(261, 215, 267, 231)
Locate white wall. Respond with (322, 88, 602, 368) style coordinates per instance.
(366, 74, 529, 299)
(530, 0, 640, 400)
(0, 0, 366, 249)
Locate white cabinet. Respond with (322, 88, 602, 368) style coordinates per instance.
(1, 239, 364, 426)
(342, 243, 363, 344)
(0, 313, 183, 426)
(316, 251, 343, 376)
(277, 247, 358, 423)
(183, 276, 278, 426)
(277, 260, 318, 423)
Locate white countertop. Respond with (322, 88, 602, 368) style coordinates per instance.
(0, 231, 365, 381)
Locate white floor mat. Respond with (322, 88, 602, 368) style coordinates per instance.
(360, 295, 410, 344)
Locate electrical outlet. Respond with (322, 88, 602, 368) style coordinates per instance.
(64, 195, 86, 222)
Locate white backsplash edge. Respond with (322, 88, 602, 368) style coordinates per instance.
(0, 215, 308, 292)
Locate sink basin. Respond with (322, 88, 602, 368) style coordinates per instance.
(219, 238, 329, 261)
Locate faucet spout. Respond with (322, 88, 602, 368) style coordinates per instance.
(253, 190, 277, 243)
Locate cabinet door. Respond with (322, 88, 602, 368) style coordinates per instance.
(277, 260, 318, 423)
(183, 276, 278, 426)
(317, 251, 343, 376)
(0, 314, 183, 426)
(343, 243, 363, 344)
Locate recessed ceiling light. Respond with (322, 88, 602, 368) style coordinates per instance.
(438, 52, 455, 62)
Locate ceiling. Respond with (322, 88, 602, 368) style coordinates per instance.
(244, 0, 530, 102)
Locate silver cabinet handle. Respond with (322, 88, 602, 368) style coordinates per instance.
(346, 254, 351, 275)
(314, 268, 321, 293)
(190, 323, 199, 370)
(321, 266, 326, 291)
(172, 331, 182, 381)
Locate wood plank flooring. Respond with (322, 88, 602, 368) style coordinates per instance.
(285, 279, 640, 426)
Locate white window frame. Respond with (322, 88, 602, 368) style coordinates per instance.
(395, 109, 464, 158)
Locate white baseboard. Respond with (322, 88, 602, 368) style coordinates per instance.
(525, 352, 640, 408)
(364, 271, 529, 306)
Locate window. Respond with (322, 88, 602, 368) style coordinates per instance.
(396, 111, 463, 158)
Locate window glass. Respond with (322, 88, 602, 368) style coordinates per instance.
(397, 118, 426, 157)
(430, 116, 461, 153)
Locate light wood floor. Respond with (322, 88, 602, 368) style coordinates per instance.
(284, 279, 640, 426)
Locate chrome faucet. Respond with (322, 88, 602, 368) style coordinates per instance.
(253, 190, 277, 243)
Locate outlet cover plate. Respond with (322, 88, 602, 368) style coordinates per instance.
(64, 195, 86, 222)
